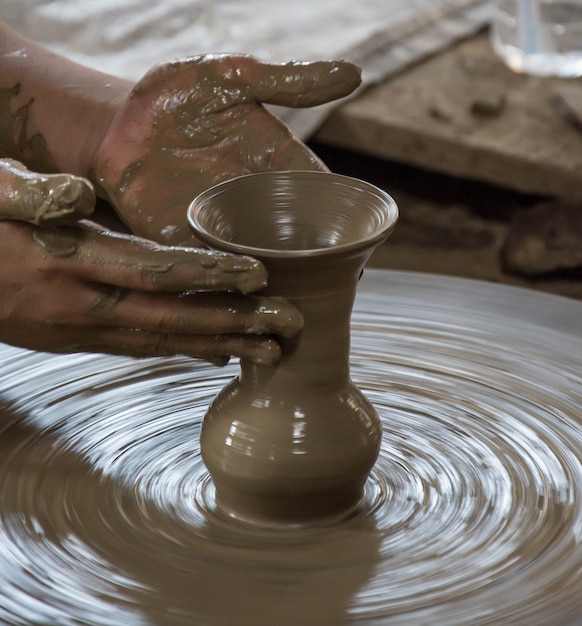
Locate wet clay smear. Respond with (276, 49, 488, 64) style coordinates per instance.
(0, 270, 580, 626)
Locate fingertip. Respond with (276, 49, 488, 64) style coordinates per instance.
(276, 306, 304, 338)
(260, 296, 304, 338)
(243, 338, 282, 366)
(218, 254, 268, 293)
(330, 60, 362, 91)
(202, 335, 282, 368)
(265, 59, 362, 108)
(315, 59, 362, 100)
(72, 176, 97, 217)
(45, 176, 96, 224)
(236, 266, 268, 294)
(204, 260, 268, 293)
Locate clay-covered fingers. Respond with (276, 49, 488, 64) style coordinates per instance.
(31, 222, 304, 363)
(82, 327, 283, 365)
(0, 159, 95, 225)
(240, 58, 362, 108)
(42, 221, 269, 294)
(90, 290, 303, 338)
(81, 291, 303, 364)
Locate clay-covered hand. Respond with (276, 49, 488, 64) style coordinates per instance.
(0, 219, 302, 363)
(0, 158, 95, 226)
(90, 55, 361, 245)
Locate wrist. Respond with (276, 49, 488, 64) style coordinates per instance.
(0, 22, 132, 178)
(57, 78, 132, 179)
(13, 71, 132, 179)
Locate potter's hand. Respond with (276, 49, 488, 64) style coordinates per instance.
(90, 55, 361, 245)
(0, 218, 302, 364)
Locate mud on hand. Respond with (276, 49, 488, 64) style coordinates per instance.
(0, 158, 95, 226)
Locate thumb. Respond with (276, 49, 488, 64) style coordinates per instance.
(0, 159, 95, 226)
(245, 59, 362, 108)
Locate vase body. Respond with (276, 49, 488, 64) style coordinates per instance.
(188, 171, 398, 524)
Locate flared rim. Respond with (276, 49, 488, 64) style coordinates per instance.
(187, 171, 399, 258)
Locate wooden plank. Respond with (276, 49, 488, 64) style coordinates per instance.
(316, 32, 582, 197)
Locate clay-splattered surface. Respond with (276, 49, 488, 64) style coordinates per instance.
(316, 31, 582, 198)
(312, 142, 582, 300)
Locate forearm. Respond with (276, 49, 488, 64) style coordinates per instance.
(0, 22, 131, 177)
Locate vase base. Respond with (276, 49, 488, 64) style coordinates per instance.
(211, 480, 366, 527)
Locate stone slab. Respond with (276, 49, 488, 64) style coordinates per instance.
(315, 31, 582, 198)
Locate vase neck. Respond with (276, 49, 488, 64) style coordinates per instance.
(240, 251, 371, 390)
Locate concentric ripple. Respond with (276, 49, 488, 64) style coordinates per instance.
(0, 270, 581, 625)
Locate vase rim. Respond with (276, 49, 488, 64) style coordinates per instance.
(187, 171, 398, 259)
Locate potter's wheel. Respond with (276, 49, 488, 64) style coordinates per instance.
(0, 269, 580, 626)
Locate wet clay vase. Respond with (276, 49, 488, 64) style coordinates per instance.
(188, 171, 398, 524)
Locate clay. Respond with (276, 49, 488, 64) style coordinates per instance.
(89, 286, 127, 311)
(188, 171, 398, 524)
(501, 199, 582, 275)
(470, 92, 506, 119)
(550, 84, 582, 134)
(32, 225, 79, 257)
(0, 158, 95, 226)
(0, 270, 580, 625)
